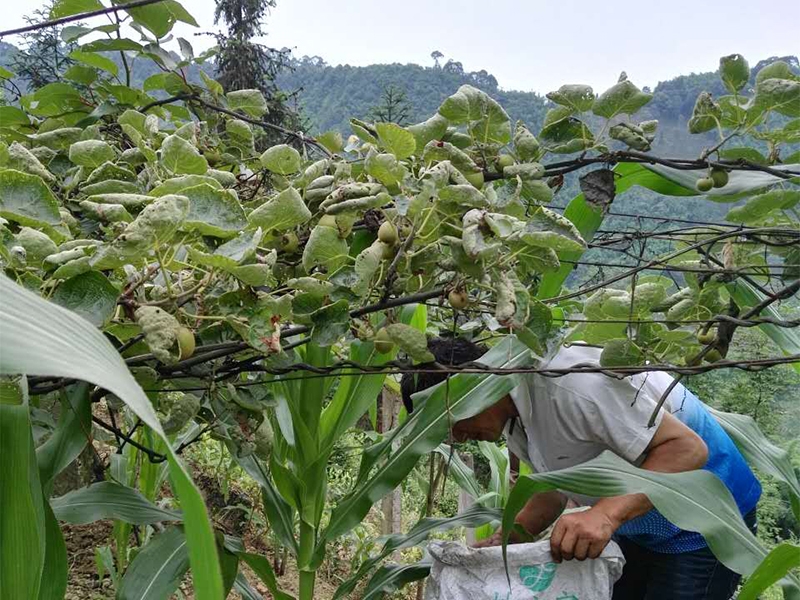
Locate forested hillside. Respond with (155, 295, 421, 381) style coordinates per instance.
(277, 54, 800, 155)
(2, 34, 796, 157)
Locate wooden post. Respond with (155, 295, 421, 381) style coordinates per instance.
(381, 389, 402, 536)
(457, 452, 476, 545)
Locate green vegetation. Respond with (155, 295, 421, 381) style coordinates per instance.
(0, 2, 798, 599)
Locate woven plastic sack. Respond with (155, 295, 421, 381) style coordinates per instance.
(425, 539, 625, 600)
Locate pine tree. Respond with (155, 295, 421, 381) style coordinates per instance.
(10, 2, 77, 91)
(212, 0, 301, 135)
(369, 84, 413, 125)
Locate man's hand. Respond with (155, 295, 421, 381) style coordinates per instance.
(471, 527, 523, 548)
(471, 530, 504, 548)
(472, 490, 567, 549)
(549, 508, 619, 562)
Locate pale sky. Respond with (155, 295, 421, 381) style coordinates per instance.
(3, 0, 799, 93)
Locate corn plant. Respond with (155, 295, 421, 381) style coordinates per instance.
(0, 1, 799, 596)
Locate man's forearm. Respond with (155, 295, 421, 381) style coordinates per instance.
(516, 490, 566, 536)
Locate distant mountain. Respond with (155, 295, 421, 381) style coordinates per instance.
(277, 54, 799, 156)
(2, 38, 796, 159)
(276, 57, 549, 135)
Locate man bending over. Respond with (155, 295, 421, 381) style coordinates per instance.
(401, 337, 760, 600)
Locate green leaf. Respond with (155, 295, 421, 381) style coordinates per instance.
(84, 193, 152, 209)
(230, 263, 276, 287)
(143, 73, 186, 94)
(362, 563, 430, 600)
(688, 92, 723, 133)
(755, 78, 800, 118)
(237, 553, 295, 600)
(422, 140, 479, 174)
(51, 271, 118, 327)
(738, 543, 800, 600)
(68, 50, 118, 76)
(302, 222, 348, 273)
(438, 85, 510, 143)
(708, 407, 800, 521)
(26, 83, 86, 117)
(226, 118, 254, 152)
(385, 323, 434, 362)
(375, 122, 416, 159)
(0, 378, 46, 600)
(91, 195, 189, 269)
(163, 0, 198, 26)
(438, 184, 487, 207)
(352, 241, 384, 296)
(756, 61, 799, 85)
(438, 88, 470, 122)
(60, 24, 94, 43)
(29, 128, 82, 151)
(546, 84, 595, 112)
(726, 189, 800, 223)
(233, 573, 263, 600)
(217, 545, 239, 598)
(719, 147, 768, 165)
(502, 451, 797, 583)
(720, 54, 750, 94)
(466, 94, 511, 144)
(365, 151, 406, 187)
(135, 306, 181, 365)
(150, 175, 222, 196)
(539, 116, 594, 154)
(50, 0, 102, 19)
(644, 162, 798, 199)
(504, 162, 545, 180)
(200, 71, 223, 96)
(232, 455, 298, 554)
(520, 207, 587, 252)
(0, 106, 30, 127)
(433, 444, 484, 500)
(309, 299, 350, 346)
(51, 482, 181, 525)
(160, 134, 208, 175)
(207, 169, 236, 187)
(63, 64, 97, 85)
(319, 341, 393, 455)
(79, 200, 133, 223)
(609, 121, 652, 151)
(0, 169, 61, 228)
(125, 1, 180, 38)
(180, 184, 247, 237)
(7, 143, 57, 184)
(407, 114, 448, 150)
(37, 504, 67, 600)
(726, 282, 800, 376)
(260, 144, 302, 175)
(592, 77, 653, 118)
(117, 526, 190, 600)
(85, 161, 137, 185)
(600, 338, 644, 367)
(0, 276, 223, 600)
(249, 186, 312, 232)
(316, 130, 344, 154)
(322, 336, 533, 543)
(37, 383, 92, 496)
(227, 89, 268, 117)
(14, 227, 58, 266)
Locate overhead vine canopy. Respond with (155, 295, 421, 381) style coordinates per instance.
(0, 1, 799, 599)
